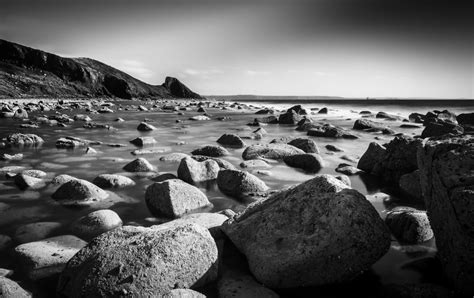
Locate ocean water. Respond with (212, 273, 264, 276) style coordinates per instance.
(0, 98, 472, 293)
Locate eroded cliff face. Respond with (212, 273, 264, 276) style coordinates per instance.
(418, 135, 474, 296)
(0, 39, 202, 99)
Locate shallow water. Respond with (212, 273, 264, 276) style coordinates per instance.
(0, 98, 471, 292)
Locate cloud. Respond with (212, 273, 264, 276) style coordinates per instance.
(184, 68, 223, 76)
(245, 70, 271, 76)
(118, 60, 154, 80)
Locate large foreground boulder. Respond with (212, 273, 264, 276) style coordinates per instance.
(222, 175, 390, 288)
(57, 224, 218, 297)
(417, 135, 474, 296)
(242, 144, 304, 160)
(217, 170, 269, 198)
(145, 179, 212, 218)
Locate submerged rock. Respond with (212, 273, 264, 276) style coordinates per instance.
(52, 179, 109, 206)
(222, 175, 390, 288)
(242, 144, 304, 160)
(217, 169, 269, 198)
(217, 134, 246, 148)
(57, 224, 218, 297)
(417, 135, 474, 295)
(145, 179, 211, 218)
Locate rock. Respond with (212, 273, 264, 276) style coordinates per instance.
(353, 119, 390, 132)
(421, 121, 463, 138)
(287, 105, 308, 115)
(159, 153, 190, 163)
(217, 169, 269, 198)
(307, 124, 358, 139)
(217, 134, 246, 148)
(255, 108, 274, 115)
(98, 107, 114, 113)
(0, 235, 12, 252)
(288, 138, 319, 153)
(278, 110, 303, 125)
(73, 114, 92, 122)
(123, 158, 155, 172)
(325, 144, 344, 152)
(218, 270, 279, 298)
(0, 277, 31, 297)
(254, 116, 278, 124)
(424, 110, 457, 125)
(92, 174, 136, 188)
(382, 283, 454, 298)
(70, 209, 123, 240)
(376, 111, 403, 121)
(56, 137, 85, 148)
(177, 157, 219, 184)
(189, 115, 210, 121)
(14, 235, 87, 280)
(57, 224, 218, 297)
(240, 159, 271, 169)
(136, 122, 156, 131)
(335, 174, 351, 187)
(417, 135, 474, 295)
(145, 179, 211, 218)
(6, 133, 44, 146)
(222, 175, 390, 288)
(51, 179, 109, 206)
(0, 153, 23, 161)
(318, 107, 328, 114)
(242, 144, 304, 160)
(13, 108, 28, 119)
(385, 207, 433, 244)
(152, 212, 228, 239)
(85, 146, 98, 154)
(150, 173, 178, 182)
(14, 222, 62, 244)
(13, 174, 46, 190)
(283, 153, 324, 172)
(191, 145, 229, 157)
(191, 155, 236, 170)
(335, 163, 363, 175)
(371, 136, 422, 184)
(409, 113, 425, 123)
(357, 142, 386, 173)
(129, 137, 157, 146)
(50, 174, 77, 185)
(457, 112, 474, 126)
(165, 289, 206, 298)
(131, 148, 169, 155)
(399, 170, 423, 203)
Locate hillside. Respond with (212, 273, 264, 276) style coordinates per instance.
(0, 39, 202, 99)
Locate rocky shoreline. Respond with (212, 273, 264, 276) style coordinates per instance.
(0, 98, 473, 297)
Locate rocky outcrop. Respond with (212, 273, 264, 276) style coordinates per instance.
(0, 39, 201, 99)
(145, 179, 212, 218)
(57, 224, 218, 297)
(417, 135, 474, 295)
(222, 175, 390, 288)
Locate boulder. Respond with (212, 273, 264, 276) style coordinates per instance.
(218, 270, 279, 298)
(357, 142, 386, 173)
(353, 119, 390, 132)
(13, 174, 46, 190)
(152, 212, 228, 239)
(191, 155, 236, 170)
(307, 124, 358, 139)
(145, 179, 211, 218)
(189, 115, 210, 121)
(159, 153, 190, 163)
(288, 138, 319, 153)
(335, 163, 363, 175)
(129, 137, 157, 146)
(424, 110, 457, 125)
(177, 157, 220, 184)
(385, 207, 434, 243)
(165, 289, 205, 298)
(457, 112, 474, 126)
(421, 121, 463, 138)
(123, 158, 155, 172)
(51, 179, 109, 206)
(278, 110, 303, 125)
(14, 222, 62, 244)
(409, 113, 425, 123)
(399, 170, 423, 203)
(325, 144, 344, 152)
(217, 170, 269, 198)
(318, 107, 328, 114)
(0, 277, 31, 297)
(217, 134, 246, 148)
(222, 175, 390, 288)
(70, 209, 123, 240)
(283, 153, 324, 172)
(242, 144, 304, 160)
(240, 159, 271, 169)
(417, 135, 474, 295)
(136, 122, 156, 131)
(57, 224, 218, 297)
(13, 108, 28, 119)
(191, 145, 229, 157)
(6, 133, 44, 146)
(50, 174, 77, 185)
(14, 235, 87, 280)
(92, 174, 136, 188)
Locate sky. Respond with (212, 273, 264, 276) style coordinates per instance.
(1, 0, 472, 98)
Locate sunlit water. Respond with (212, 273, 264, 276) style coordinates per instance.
(0, 99, 472, 292)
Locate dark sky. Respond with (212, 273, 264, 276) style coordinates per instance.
(1, 0, 472, 98)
